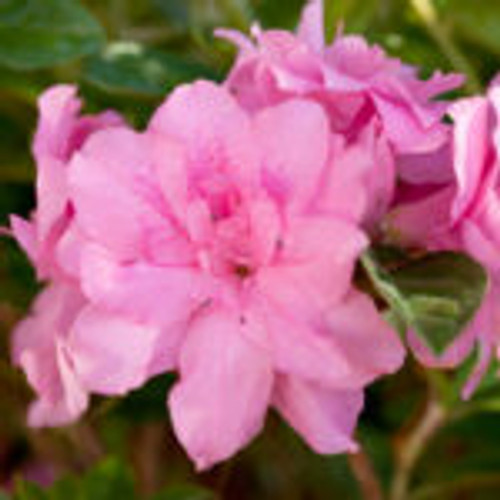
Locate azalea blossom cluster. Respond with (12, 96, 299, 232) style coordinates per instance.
(6, 0, 500, 470)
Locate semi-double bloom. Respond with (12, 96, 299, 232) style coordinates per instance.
(11, 80, 404, 469)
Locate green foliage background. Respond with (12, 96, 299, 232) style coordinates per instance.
(1, 1, 500, 499)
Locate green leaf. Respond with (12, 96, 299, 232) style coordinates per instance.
(216, 0, 253, 30)
(83, 42, 218, 97)
(44, 478, 80, 500)
(0, 0, 105, 70)
(445, 0, 500, 55)
(323, 0, 381, 35)
(13, 480, 47, 500)
(150, 484, 216, 500)
(152, 0, 189, 28)
(81, 458, 136, 500)
(11, 459, 216, 500)
(362, 250, 488, 355)
(323, 0, 336, 43)
(12, 459, 136, 500)
(254, 0, 306, 30)
(115, 373, 175, 422)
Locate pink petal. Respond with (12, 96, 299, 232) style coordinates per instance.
(36, 157, 69, 245)
(398, 141, 454, 185)
(169, 309, 273, 470)
(383, 185, 456, 249)
(150, 132, 189, 222)
(297, 0, 325, 52)
(324, 290, 405, 379)
(69, 127, 181, 262)
(150, 81, 260, 187)
(258, 299, 373, 388)
(33, 85, 80, 160)
(10, 215, 37, 265)
(353, 121, 395, 228)
(69, 306, 169, 395)
(255, 99, 330, 210)
(55, 221, 85, 279)
(214, 28, 255, 55)
(248, 196, 282, 266)
(462, 219, 500, 274)
(314, 135, 368, 223)
(80, 244, 213, 327)
(34, 85, 123, 247)
(273, 374, 362, 454)
(449, 96, 492, 222)
(372, 95, 447, 154)
(27, 337, 89, 427)
(266, 215, 367, 307)
(12, 284, 89, 427)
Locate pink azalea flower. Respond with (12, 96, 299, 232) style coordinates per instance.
(10, 85, 123, 280)
(64, 81, 404, 469)
(217, 0, 463, 155)
(385, 82, 500, 396)
(8, 86, 171, 427)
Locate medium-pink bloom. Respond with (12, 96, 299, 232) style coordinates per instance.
(216, 0, 461, 228)
(65, 80, 404, 469)
(217, 0, 463, 155)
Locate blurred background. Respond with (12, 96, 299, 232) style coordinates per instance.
(2, 1, 500, 499)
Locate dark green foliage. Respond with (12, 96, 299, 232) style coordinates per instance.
(84, 43, 218, 97)
(10, 458, 214, 500)
(0, 0, 105, 70)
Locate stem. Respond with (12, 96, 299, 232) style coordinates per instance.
(348, 447, 384, 500)
(410, 472, 500, 500)
(410, 0, 481, 94)
(390, 396, 446, 500)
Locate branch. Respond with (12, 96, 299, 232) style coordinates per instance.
(348, 447, 384, 500)
(390, 395, 446, 500)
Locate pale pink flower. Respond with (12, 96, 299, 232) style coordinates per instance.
(13, 281, 167, 426)
(65, 81, 404, 469)
(10, 85, 123, 280)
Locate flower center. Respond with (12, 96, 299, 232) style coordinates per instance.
(233, 262, 253, 280)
